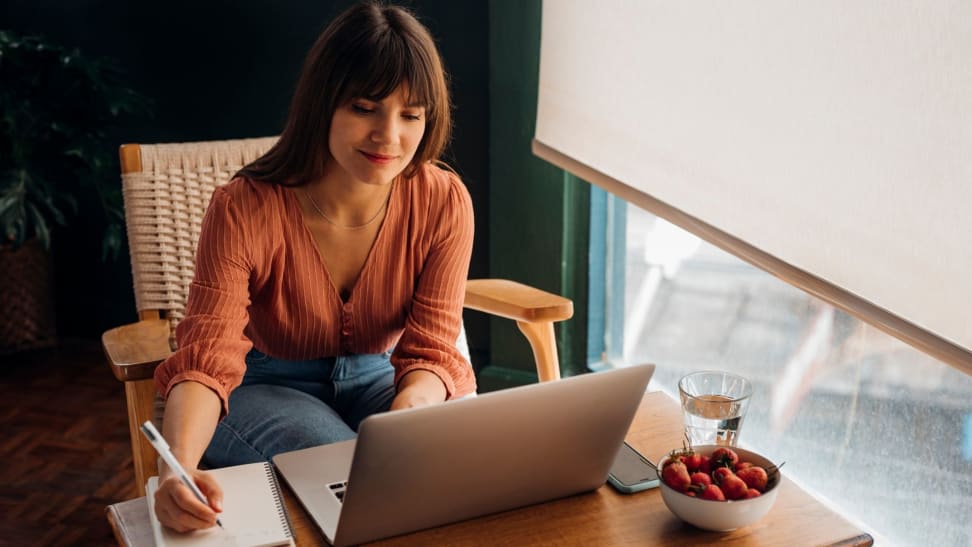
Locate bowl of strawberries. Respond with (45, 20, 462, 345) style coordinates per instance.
(657, 444, 782, 532)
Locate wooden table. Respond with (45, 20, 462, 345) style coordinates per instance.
(107, 391, 873, 546)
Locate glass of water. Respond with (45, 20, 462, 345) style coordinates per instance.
(678, 370, 753, 447)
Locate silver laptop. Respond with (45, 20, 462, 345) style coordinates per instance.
(272, 363, 655, 546)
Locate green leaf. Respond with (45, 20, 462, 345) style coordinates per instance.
(37, 192, 67, 226)
(101, 222, 123, 261)
(26, 202, 51, 249)
(0, 194, 19, 217)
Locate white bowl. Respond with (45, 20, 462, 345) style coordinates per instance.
(657, 445, 781, 532)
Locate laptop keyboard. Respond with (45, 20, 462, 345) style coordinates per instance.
(328, 480, 348, 503)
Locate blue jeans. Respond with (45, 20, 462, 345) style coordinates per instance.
(202, 349, 396, 468)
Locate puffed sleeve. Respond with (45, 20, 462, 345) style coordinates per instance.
(154, 185, 253, 416)
(392, 170, 477, 398)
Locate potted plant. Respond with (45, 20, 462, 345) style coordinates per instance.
(0, 30, 149, 353)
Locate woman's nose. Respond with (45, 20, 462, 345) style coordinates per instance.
(370, 116, 397, 144)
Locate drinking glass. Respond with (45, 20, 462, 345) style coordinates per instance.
(678, 370, 752, 447)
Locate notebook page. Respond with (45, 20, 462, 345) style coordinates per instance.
(146, 461, 294, 547)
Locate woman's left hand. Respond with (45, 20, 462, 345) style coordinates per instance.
(391, 369, 447, 410)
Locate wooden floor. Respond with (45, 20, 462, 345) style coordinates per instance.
(0, 339, 136, 546)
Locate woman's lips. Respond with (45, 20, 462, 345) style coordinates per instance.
(360, 151, 396, 165)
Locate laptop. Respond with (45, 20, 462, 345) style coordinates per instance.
(272, 363, 655, 546)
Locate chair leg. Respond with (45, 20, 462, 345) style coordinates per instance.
(516, 320, 561, 382)
(125, 379, 159, 496)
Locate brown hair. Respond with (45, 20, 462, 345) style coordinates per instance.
(237, 2, 452, 184)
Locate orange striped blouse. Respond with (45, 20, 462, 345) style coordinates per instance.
(154, 162, 477, 414)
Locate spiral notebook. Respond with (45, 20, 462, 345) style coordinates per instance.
(146, 461, 294, 547)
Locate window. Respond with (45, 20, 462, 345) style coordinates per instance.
(598, 202, 972, 546)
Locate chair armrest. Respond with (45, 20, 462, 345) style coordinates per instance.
(102, 319, 172, 382)
(464, 279, 573, 323)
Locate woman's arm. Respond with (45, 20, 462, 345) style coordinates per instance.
(162, 381, 222, 471)
(151, 184, 255, 531)
(153, 381, 224, 532)
(391, 369, 448, 409)
(392, 169, 477, 399)
(154, 186, 254, 416)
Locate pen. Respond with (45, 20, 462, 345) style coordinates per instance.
(140, 420, 224, 529)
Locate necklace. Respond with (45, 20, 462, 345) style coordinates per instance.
(302, 185, 392, 230)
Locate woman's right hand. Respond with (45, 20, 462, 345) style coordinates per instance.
(153, 468, 224, 532)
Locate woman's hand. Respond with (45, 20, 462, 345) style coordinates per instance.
(391, 369, 447, 410)
(153, 467, 223, 532)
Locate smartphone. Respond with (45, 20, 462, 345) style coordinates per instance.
(607, 441, 660, 494)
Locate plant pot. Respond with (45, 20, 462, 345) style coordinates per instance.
(0, 238, 57, 354)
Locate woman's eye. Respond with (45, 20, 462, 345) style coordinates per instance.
(403, 113, 422, 121)
(351, 104, 374, 114)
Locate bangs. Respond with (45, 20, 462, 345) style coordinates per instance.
(338, 30, 436, 111)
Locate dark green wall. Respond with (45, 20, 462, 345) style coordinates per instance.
(480, 0, 589, 390)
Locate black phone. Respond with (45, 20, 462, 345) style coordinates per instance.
(607, 441, 660, 494)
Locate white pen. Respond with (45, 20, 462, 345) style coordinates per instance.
(140, 420, 224, 529)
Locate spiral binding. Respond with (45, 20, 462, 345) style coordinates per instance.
(264, 462, 295, 539)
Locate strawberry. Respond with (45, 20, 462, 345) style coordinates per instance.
(666, 442, 698, 467)
(743, 488, 762, 499)
(689, 472, 711, 488)
(683, 452, 703, 472)
(700, 484, 725, 501)
(736, 466, 769, 492)
(662, 460, 691, 491)
(735, 461, 752, 471)
(698, 456, 711, 475)
(721, 475, 749, 500)
(711, 467, 734, 485)
(710, 447, 739, 469)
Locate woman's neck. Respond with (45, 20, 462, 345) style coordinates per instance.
(301, 176, 395, 229)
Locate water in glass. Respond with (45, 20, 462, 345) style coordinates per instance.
(682, 393, 747, 446)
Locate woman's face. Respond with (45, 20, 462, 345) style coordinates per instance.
(327, 85, 427, 186)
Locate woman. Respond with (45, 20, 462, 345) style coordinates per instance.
(152, 2, 476, 531)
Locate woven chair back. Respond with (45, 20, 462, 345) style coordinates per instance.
(121, 137, 278, 345)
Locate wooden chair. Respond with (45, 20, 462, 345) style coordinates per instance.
(102, 137, 574, 497)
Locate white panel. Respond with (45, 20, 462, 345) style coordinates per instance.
(536, 0, 972, 353)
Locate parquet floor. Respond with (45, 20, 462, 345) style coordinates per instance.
(0, 339, 136, 546)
